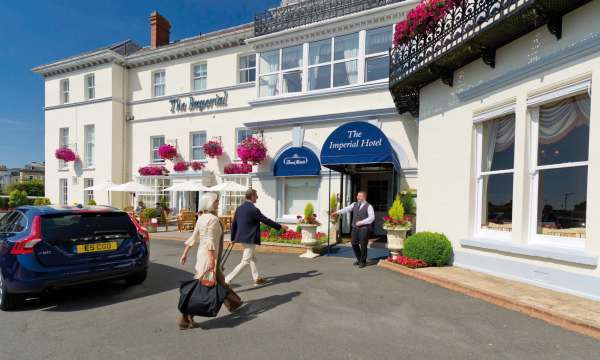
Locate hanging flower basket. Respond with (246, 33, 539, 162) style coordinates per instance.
(173, 161, 189, 172)
(138, 165, 170, 176)
(203, 139, 223, 158)
(394, 0, 464, 45)
(223, 162, 252, 174)
(55, 147, 77, 162)
(158, 144, 178, 160)
(190, 161, 206, 171)
(237, 136, 267, 165)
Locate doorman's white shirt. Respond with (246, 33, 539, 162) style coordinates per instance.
(338, 202, 375, 226)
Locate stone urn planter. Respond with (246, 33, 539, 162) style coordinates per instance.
(328, 218, 340, 244)
(384, 226, 409, 261)
(298, 224, 319, 258)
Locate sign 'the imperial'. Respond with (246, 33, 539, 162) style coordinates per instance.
(169, 91, 228, 113)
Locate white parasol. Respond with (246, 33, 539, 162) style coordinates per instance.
(163, 180, 210, 192)
(207, 181, 248, 193)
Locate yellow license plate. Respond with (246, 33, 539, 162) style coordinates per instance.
(75, 242, 118, 254)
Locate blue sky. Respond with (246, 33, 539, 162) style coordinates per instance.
(0, 0, 279, 168)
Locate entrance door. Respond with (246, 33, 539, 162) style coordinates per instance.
(350, 171, 393, 237)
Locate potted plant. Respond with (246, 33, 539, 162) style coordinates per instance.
(140, 208, 160, 233)
(54, 147, 78, 162)
(383, 195, 412, 261)
(236, 136, 267, 165)
(158, 144, 178, 161)
(203, 139, 223, 158)
(297, 202, 321, 258)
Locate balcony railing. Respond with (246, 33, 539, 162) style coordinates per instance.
(254, 0, 406, 37)
(389, 0, 592, 117)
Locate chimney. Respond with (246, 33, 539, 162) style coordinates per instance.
(150, 11, 171, 48)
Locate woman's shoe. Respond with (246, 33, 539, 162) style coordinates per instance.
(187, 316, 201, 329)
(178, 314, 190, 330)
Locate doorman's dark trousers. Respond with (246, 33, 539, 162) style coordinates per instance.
(351, 226, 369, 264)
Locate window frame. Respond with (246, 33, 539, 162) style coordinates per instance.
(474, 114, 516, 241)
(527, 92, 590, 249)
(332, 32, 360, 88)
(234, 128, 256, 160)
(278, 176, 321, 220)
(61, 79, 70, 104)
(84, 178, 94, 204)
(85, 73, 95, 100)
(239, 54, 257, 84)
(364, 26, 393, 83)
(150, 135, 166, 163)
(189, 131, 207, 162)
(59, 178, 68, 206)
(191, 62, 207, 91)
(84, 124, 95, 168)
(58, 127, 70, 170)
(152, 70, 166, 97)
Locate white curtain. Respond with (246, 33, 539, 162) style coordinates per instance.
(366, 28, 392, 54)
(334, 61, 358, 86)
(259, 75, 279, 97)
(539, 94, 590, 145)
(335, 34, 358, 60)
(309, 39, 331, 65)
(482, 115, 515, 172)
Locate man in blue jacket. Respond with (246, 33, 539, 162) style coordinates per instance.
(225, 188, 287, 286)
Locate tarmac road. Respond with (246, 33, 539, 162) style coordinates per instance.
(1, 240, 599, 360)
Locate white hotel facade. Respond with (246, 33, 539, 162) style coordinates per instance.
(34, 0, 600, 301)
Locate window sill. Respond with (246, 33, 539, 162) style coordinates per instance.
(83, 167, 95, 171)
(460, 237, 597, 266)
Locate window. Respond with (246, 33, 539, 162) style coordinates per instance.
(281, 45, 303, 94)
(190, 132, 207, 161)
(153, 70, 166, 97)
(365, 26, 392, 82)
(476, 115, 516, 234)
(236, 128, 254, 146)
(192, 63, 207, 91)
(61, 79, 70, 104)
(283, 177, 320, 217)
(150, 136, 165, 163)
(333, 33, 359, 87)
(220, 176, 251, 215)
(84, 125, 95, 168)
(85, 74, 95, 100)
(239, 54, 256, 83)
(59, 127, 69, 170)
(259, 50, 280, 97)
(59, 179, 68, 206)
(308, 39, 332, 91)
(531, 94, 590, 241)
(84, 178, 94, 204)
(137, 178, 171, 210)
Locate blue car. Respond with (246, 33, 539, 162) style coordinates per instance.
(0, 205, 150, 310)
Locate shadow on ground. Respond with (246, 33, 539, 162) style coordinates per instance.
(234, 270, 321, 294)
(200, 291, 301, 329)
(14, 262, 191, 312)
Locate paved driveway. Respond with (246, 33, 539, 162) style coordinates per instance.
(1, 240, 599, 360)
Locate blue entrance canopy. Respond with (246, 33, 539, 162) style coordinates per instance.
(274, 146, 321, 177)
(320, 121, 401, 172)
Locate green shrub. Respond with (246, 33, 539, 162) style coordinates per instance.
(269, 227, 284, 237)
(388, 195, 405, 221)
(403, 232, 453, 266)
(140, 208, 160, 221)
(33, 198, 51, 206)
(400, 190, 416, 216)
(8, 190, 29, 208)
(87, 199, 97, 206)
(260, 223, 271, 232)
(5, 180, 44, 197)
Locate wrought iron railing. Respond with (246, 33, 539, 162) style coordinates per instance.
(255, 0, 406, 37)
(389, 0, 591, 116)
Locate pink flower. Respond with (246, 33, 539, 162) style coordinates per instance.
(203, 140, 223, 158)
(158, 144, 178, 160)
(236, 136, 267, 165)
(55, 147, 77, 162)
(223, 162, 252, 174)
(138, 165, 169, 176)
(190, 161, 205, 171)
(173, 161, 189, 172)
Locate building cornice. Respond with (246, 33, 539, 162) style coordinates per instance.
(32, 51, 127, 78)
(44, 96, 116, 111)
(247, 1, 417, 51)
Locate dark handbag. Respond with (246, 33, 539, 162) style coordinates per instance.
(178, 276, 229, 317)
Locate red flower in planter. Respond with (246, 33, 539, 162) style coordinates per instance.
(138, 165, 170, 176)
(394, 0, 464, 45)
(158, 144, 178, 160)
(387, 255, 428, 268)
(223, 162, 252, 174)
(173, 161, 189, 172)
(55, 147, 77, 162)
(203, 139, 223, 158)
(190, 161, 205, 171)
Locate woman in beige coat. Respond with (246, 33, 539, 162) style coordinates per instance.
(178, 192, 242, 329)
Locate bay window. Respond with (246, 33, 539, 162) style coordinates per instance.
(530, 93, 590, 242)
(308, 39, 332, 90)
(365, 26, 392, 82)
(476, 114, 516, 234)
(333, 33, 359, 87)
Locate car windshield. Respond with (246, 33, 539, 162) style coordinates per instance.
(0, 211, 17, 234)
(41, 212, 136, 242)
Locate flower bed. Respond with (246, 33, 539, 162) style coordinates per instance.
(224, 162, 252, 174)
(386, 255, 428, 269)
(203, 139, 223, 158)
(158, 144, 178, 160)
(260, 229, 327, 245)
(138, 165, 170, 176)
(394, 0, 464, 45)
(55, 147, 77, 162)
(237, 136, 267, 164)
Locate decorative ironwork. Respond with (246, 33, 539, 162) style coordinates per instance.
(389, 0, 591, 117)
(254, 0, 406, 37)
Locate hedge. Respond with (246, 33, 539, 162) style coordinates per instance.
(403, 232, 453, 266)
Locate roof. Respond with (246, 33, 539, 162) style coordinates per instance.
(18, 205, 123, 215)
(32, 23, 254, 77)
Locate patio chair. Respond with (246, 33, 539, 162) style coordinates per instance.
(177, 211, 197, 232)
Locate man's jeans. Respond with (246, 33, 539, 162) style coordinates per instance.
(225, 243, 260, 284)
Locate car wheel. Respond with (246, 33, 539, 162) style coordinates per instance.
(124, 270, 147, 286)
(0, 272, 22, 311)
